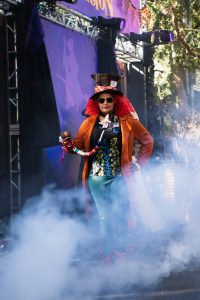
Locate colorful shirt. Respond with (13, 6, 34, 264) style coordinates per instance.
(89, 115, 122, 176)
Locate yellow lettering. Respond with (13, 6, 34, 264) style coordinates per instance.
(85, 0, 113, 17)
(99, 0, 105, 10)
(105, 0, 113, 17)
(90, 0, 96, 6)
(95, 0, 99, 10)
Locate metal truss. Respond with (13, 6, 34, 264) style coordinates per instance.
(0, 0, 23, 12)
(38, 2, 142, 63)
(5, 12, 21, 218)
(38, 3, 99, 39)
(115, 34, 142, 63)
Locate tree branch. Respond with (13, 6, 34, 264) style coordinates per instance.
(172, 8, 200, 60)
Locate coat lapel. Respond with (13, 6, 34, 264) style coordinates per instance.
(84, 115, 98, 152)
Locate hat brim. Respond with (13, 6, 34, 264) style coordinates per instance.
(91, 89, 123, 99)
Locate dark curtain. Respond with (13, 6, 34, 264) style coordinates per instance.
(96, 28, 119, 75)
(15, 3, 60, 202)
(128, 63, 147, 126)
(0, 15, 10, 219)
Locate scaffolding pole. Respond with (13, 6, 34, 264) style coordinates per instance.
(5, 11, 21, 221)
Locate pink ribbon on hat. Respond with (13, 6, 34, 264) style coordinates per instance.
(94, 85, 117, 94)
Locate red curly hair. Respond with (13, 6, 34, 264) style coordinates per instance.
(84, 94, 137, 117)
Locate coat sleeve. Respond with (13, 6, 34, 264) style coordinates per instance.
(130, 118, 154, 167)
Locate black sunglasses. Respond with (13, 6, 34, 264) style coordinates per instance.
(98, 97, 114, 104)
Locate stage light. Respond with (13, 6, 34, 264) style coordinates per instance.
(130, 30, 173, 46)
(151, 30, 174, 45)
(91, 16, 126, 32)
(118, 19, 126, 31)
(130, 32, 151, 43)
(160, 30, 173, 43)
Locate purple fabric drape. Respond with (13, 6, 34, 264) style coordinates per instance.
(42, 20, 97, 188)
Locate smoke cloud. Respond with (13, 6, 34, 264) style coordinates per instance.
(0, 128, 200, 299)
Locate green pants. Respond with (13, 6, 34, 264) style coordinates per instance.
(88, 175, 129, 256)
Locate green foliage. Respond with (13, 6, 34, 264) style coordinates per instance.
(146, 0, 200, 104)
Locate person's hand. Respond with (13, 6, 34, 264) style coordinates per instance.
(130, 162, 141, 172)
(61, 130, 71, 139)
(130, 156, 141, 172)
(59, 130, 73, 148)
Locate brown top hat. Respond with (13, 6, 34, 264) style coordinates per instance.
(90, 73, 123, 99)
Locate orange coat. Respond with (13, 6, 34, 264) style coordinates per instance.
(73, 114, 153, 187)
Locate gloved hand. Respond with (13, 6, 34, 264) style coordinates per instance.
(130, 156, 141, 172)
(59, 130, 74, 149)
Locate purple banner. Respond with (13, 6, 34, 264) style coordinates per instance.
(61, 0, 141, 33)
(42, 19, 97, 132)
(42, 19, 97, 187)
